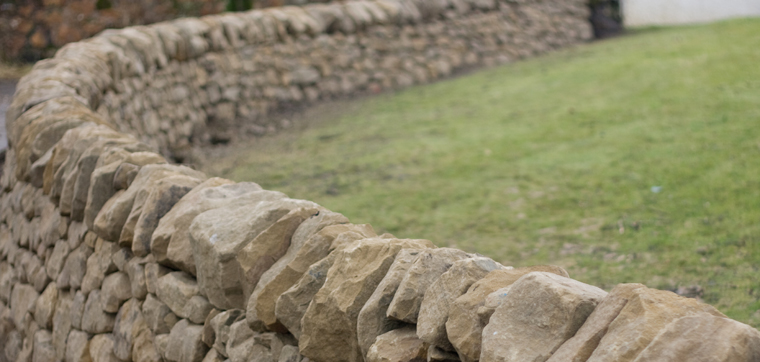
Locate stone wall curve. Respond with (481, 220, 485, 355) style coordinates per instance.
(2, 1, 760, 362)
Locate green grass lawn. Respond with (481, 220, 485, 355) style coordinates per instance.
(201, 19, 760, 326)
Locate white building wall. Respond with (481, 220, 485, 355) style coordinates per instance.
(622, 0, 760, 27)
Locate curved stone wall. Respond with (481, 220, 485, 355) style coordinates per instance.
(2, 1, 759, 362)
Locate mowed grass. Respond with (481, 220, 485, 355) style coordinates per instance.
(202, 19, 760, 326)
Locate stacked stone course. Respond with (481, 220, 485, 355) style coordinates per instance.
(2, 0, 760, 362)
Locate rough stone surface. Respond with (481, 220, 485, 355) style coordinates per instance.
(300, 238, 434, 362)
(190, 198, 316, 310)
(632, 314, 760, 362)
(166, 319, 209, 362)
(367, 326, 428, 362)
(447, 265, 569, 362)
(52, 291, 73, 360)
(208, 309, 245, 357)
(33, 282, 58, 329)
(89, 334, 120, 362)
(357, 248, 425, 358)
(417, 257, 505, 351)
(237, 207, 320, 312)
(130, 174, 203, 257)
(387, 248, 472, 324)
(553, 283, 726, 362)
(101, 271, 132, 313)
(81, 290, 116, 334)
(65, 330, 92, 362)
(480, 272, 607, 362)
(156, 271, 200, 320)
(57, 243, 93, 290)
(151, 179, 259, 274)
(143, 293, 180, 335)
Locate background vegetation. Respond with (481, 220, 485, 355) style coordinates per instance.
(201, 19, 760, 327)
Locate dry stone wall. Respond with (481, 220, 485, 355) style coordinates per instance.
(2, 1, 760, 362)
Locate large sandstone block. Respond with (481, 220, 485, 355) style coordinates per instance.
(150, 179, 263, 274)
(81, 239, 118, 295)
(480, 272, 607, 362)
(156, 272, 200, 320)
(417, 257, 505, 351)
(33, 282, 58, 329)
(101, 271, 132, 313)
(89, 334, 120, 362)
(81, 290, 116, 334)
(143, 293, 180, 335)
(84, 150, 166, 230)
(547, 283, 727, 362)
(446, 265, 569, 362)
(633, 314, 760, 361)
(299, 237, 434, 362)
(248, 217, 366, 331)
(52, 291, 73, 360)
(93, 164, 204, 243)
(357, 248, 425, 358)
(10, 284, 39, 331)
(237, 207, 320, 309)
(387, 248, 471, 324)
(366, 326, 429, 362)
(129, 174, 204, 256)
(66, 330, 92, 362)
(190, 198, 318, 310)
(166, 319, 208, 362)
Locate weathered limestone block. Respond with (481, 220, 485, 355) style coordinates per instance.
(56, 243, 93, 290)
(156, 271, 200, 320)
(66, 330, 92, 362)
(202, 348, 225, 362)
(480, 272, 607, 362)
(246, 210, 348, 332)
(126, 257, 150, 300)
(190, 198, 317, 310)
(367, 326, 429, 362)
(44, 241, 69, 281)
(387, 248, 472, 324)
(300, 238, 434, 362)
(101, 271, 132, 313)
(144, 262, 170, 295)
(89, 334, 120, 362)
(143, 293, 180, 335)
(33, 282, 58, 329)
(111, 247, 133, 272)
(33, 329, 56, 362)
(81, 239, 118, 295)
(93, 164, 204, 243)
(52, 291, 73, 360)
(447, 265, 569, 362)
(70, 291, 87, 330)
(130, 174, 204, 256)
(166, 319, 208, 362)
(183, 295, 214, 325)
(0, 262, 18, 303)
(225, 319, 255, 362)
(237, 206, 321, 329)
(417, 257, 505, 351)
(207, 309, 245, 357)
(547, 283, 726, 362)
(84, 151, 167, 230)
(151, 179, 259, 274)
(357, 248, 425, 358)
(254, 222, 372, 332)
(53, 126, 123, 207)
(37, 202, 61, 251)
(81, 290, 116, 334)
(113, 298, 147, 361)
(632, 314, 760, 361)
(10, 284, 39, 331)
(69, 138, 151, 222)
